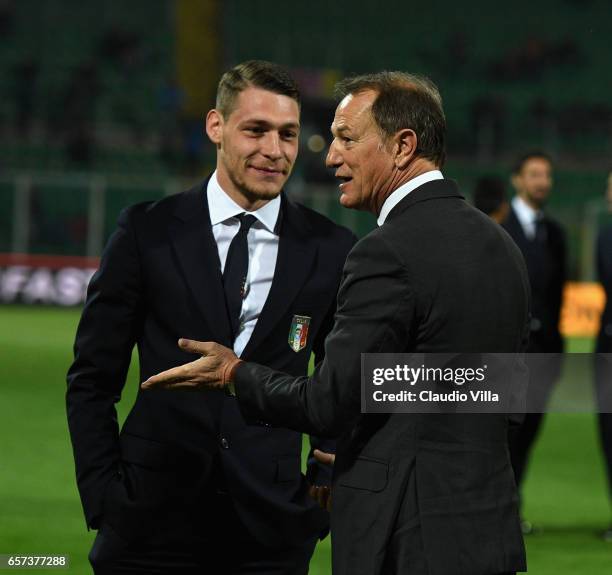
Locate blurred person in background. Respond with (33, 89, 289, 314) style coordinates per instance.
(595, 169, 612, 541)
(473, 175, 509, 223)
(503, 151, 567, 533)
(66, 60, 355, 574)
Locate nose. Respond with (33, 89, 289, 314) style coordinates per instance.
(326, 139, 341, 168)
(261, 132, 282, 160)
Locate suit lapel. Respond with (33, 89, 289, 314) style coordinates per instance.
(241, 194, 317, 359)
(168, 181, 233, 346)
(504, 207, 530, 249)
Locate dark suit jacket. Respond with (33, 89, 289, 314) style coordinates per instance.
(234, 179, 530, 575)
(503, 205, 566, 353)
(66, 181, 355, 547)
(595, 225, 612, 413)
(596, 225, 612, 353)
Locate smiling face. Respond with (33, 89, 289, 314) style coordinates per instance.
(325, 90, 396, 213)
(206, 86, 300, 210)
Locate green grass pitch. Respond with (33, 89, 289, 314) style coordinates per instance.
(0, 306, 610, 573)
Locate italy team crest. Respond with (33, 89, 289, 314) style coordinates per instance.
(288, 315, 310, 352)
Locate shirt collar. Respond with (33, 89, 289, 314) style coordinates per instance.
(512, 195, 540, 226)
(207, 170, 281, 233)
(377, 170, 444, 226)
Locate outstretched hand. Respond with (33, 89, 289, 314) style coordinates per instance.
(141, 339, 241, 390)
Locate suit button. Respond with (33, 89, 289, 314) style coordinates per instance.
(220, 437, 229, 449)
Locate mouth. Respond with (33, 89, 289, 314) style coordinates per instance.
(336, 175, 353, 190)
(249, 165, 284, 177)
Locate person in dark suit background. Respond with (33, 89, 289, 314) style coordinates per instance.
(502, 152, 567, 531)
(144, 72, 529, 575)
(66, 60, 355, 574)
(595, 170, 612, 541)
(473, 175, 509, 224)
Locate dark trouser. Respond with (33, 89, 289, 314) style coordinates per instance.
(509, 412, 545, 488)
(598, 413, 612, 500)
(381, 462, 517, 575)
(595, 350, 612, 502)
(509, 353, 561, 491)
(89, 493, 317, 575)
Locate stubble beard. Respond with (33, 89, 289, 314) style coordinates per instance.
(231, 170, 285, 204)
(529, 190, 549, 210)
(229, 158, 291, 204)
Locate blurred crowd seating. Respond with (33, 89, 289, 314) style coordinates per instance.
(1, 0, 610, 176)
(0, 0, 610, 280)
(0, 0, 175, 174)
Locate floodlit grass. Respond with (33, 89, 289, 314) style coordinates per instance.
(0, 307, 610, 573)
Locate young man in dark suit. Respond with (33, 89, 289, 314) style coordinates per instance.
(66, 60, 355, 574)
(145, 72, 529, 575)
(502, 152, 567, 531)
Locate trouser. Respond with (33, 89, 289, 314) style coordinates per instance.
(89, 492, 318, 575)
(509, 353, 561, 490)
(509, 412, 545, 488)
(598, 413, 612, 500)
(381, 462, 518, 575)
(595, 351, 612, 502)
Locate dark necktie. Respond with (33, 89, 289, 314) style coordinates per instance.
(223, 213, 257, 340)
(535, 216, 547, 243)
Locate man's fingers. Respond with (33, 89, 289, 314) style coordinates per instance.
(178, 339, 221, 357)
(308, 485, 331, 510)
(142, 361, 199, 389)
(141, 349, 230, 391)
(313, 449, 336, 466)
(317, 486, 330, 509)
(178, 338, 214, 355)
(142, 367, 183, 388)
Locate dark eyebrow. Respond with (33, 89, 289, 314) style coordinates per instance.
(241, 119, 300, 131)
(279, 122, 300, 131)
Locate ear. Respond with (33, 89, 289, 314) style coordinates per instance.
(206, 109, 224, 146)
(393, 129, 418, 169)
(510, 173, 521, 191)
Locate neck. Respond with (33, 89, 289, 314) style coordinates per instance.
(372, 157, 438, 215)
(518, 193, 541, 212)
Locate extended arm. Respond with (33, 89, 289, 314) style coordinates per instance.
(143, 235, 413, 438)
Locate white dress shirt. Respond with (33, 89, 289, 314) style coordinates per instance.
(512, 195, 540, 240)
(377, 170, 444, 226)
(207, 171, 280, 357)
